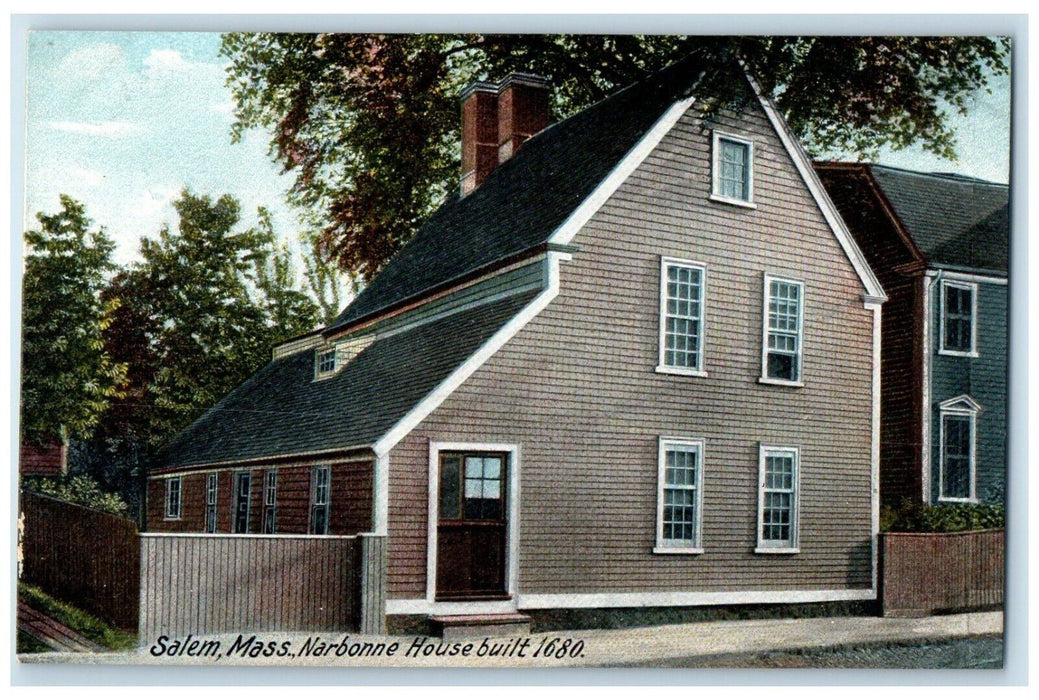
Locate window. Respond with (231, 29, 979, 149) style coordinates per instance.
(315, 348, 338, 378)
(940, 280, 978, 356)
(756, 446, 799, 552)
(711, 131, 754, 205)
(164, 477, 182, 520)
(262, 470, 278, 534)
(232, 471, 251, 534)
(658, 258, 707, 375)
(309, 466, 330, 535)
(655, 438, 705, 553)
(438, 452, 506, 522)
(761, 276, 804, 385)
(204, 473, 218, 533)
(938, 396, 981, 502)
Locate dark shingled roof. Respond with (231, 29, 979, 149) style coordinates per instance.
(159, 291, 538, 469)
(868, 164, 1009, 274)
(326, 58, 704, 333)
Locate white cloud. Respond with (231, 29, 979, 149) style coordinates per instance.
(54, 42, 125, 80)
(58, 165, 105, 187)
(47, 120, 144, 137)
(142, 48, 191, 75)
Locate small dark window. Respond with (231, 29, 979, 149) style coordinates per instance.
(262, 470, 278, 534)
(232, 472, 251, 534)
(943, 283, 975, 353)
(317, 349, 337, 375)
(165, 477, 182, 520)
(941, 414, 973, 500)
(309, 466, 330, 534)
(204, 473, 218, 532)
(718, 138, 751, 201)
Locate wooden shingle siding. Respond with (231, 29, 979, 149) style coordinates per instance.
(146, 460, 373, 535)
(387, 97, 875, 600)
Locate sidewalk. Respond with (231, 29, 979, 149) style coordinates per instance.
(19, 611, 1002, 668)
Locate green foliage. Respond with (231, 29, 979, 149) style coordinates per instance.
(102, 189, 319, 446)
(221, 33, 1009, 281)
(21, 475, 130, 518)
(21, 196, 126, 443)
(881, 499, 1005, 533)
(18, 583, 137, 647)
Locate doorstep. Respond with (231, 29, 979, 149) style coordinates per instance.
(429, 613, 532, 641)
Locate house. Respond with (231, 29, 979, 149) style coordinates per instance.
(815, 163, 1008, 507)
(20, 437, 68, 478)
(146, 58, 886, 630)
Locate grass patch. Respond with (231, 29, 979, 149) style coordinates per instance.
(17, 630, 52, 654)
(18, 583, 136, 651)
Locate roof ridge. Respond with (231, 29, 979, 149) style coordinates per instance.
(870, 162, 1008, 188)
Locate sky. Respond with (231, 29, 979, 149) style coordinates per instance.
(22, 31, 1012, 267)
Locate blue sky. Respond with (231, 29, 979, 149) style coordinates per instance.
(23, 31, 1012, 267)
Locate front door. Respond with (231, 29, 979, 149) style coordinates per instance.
(436, 452, 508, 600)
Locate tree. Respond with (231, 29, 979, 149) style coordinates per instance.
(20, 196, 125, 444)
(101, 189, 319, 446)
(221, 34, 1010, 282)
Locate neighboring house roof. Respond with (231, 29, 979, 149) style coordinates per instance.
(325, 58, 703, 335)
(159, 291, 538, 470)
(851, 164, 1008, 275)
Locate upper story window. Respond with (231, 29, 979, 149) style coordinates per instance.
(164, 476, 182, 520)
(655, 438, 705, 554)
(315, 348, 338, 378)
(940, 280, 978, 356)
(756, 445, 800, 553)
(658, 257, 707, 376)
(938, 396, 982, 503)
(711, 131, 755, 207)
(761, 276, 804, 386)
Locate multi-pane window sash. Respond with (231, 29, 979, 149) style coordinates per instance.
(719, 139, 750, 200)
(757, 447, 799, 551)
(317, 349, 337, 375)
(764, 278, 803, 382)
(661, 260, 706, 372)
(940, 414, 974, 501)
(165, 477, 182, 520)
(657, 440, 704, 551)
(310, 466, 330, 535)
(232, 472, 251, 534)
(941, 282, 976, 354)
(204, 473, 218, 533)
(262, 470, 278, 534)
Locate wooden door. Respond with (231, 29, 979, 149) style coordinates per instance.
(436, 452, 508, 600)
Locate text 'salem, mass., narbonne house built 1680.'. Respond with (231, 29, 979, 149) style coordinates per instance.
(147, 57, 888, 631)
(816, 163, 1008, 508)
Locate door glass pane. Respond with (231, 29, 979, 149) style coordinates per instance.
(439, 455, 461, 519)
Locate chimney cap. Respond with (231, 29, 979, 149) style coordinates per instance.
(498, 73, 549, 92)
(459, 80, 498, 101)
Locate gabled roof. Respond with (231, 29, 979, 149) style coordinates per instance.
(158, 291, 538, 470)
(826, 163, 1009, 275)
(325, 58, 704, 334)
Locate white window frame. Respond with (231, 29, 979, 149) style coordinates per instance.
(755, 445, 800, 554)
(314, 347, 338, 380)
(710, 130, 756, 208)
(654, 437, 706, 554)
(759, 274, 805, 387)
(938, 398, 980, 503)
(204, 473, 218, 533)
(309, 465, 331, 535)
(657, 257, 708, 377)
(262, 469, 278, 534)
(938, 279, 979, 357)
(164, 476, 182, 520)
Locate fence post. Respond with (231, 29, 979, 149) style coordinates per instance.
(358, 534, 387, 635)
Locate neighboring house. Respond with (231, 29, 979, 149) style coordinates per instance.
(20, 437, 68, 478)
(147, 58, 886, 627)
(815, 163, 1008, 507)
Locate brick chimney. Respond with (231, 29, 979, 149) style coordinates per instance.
(460, 73, 550, 196)
(460, 81, 499, 197)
